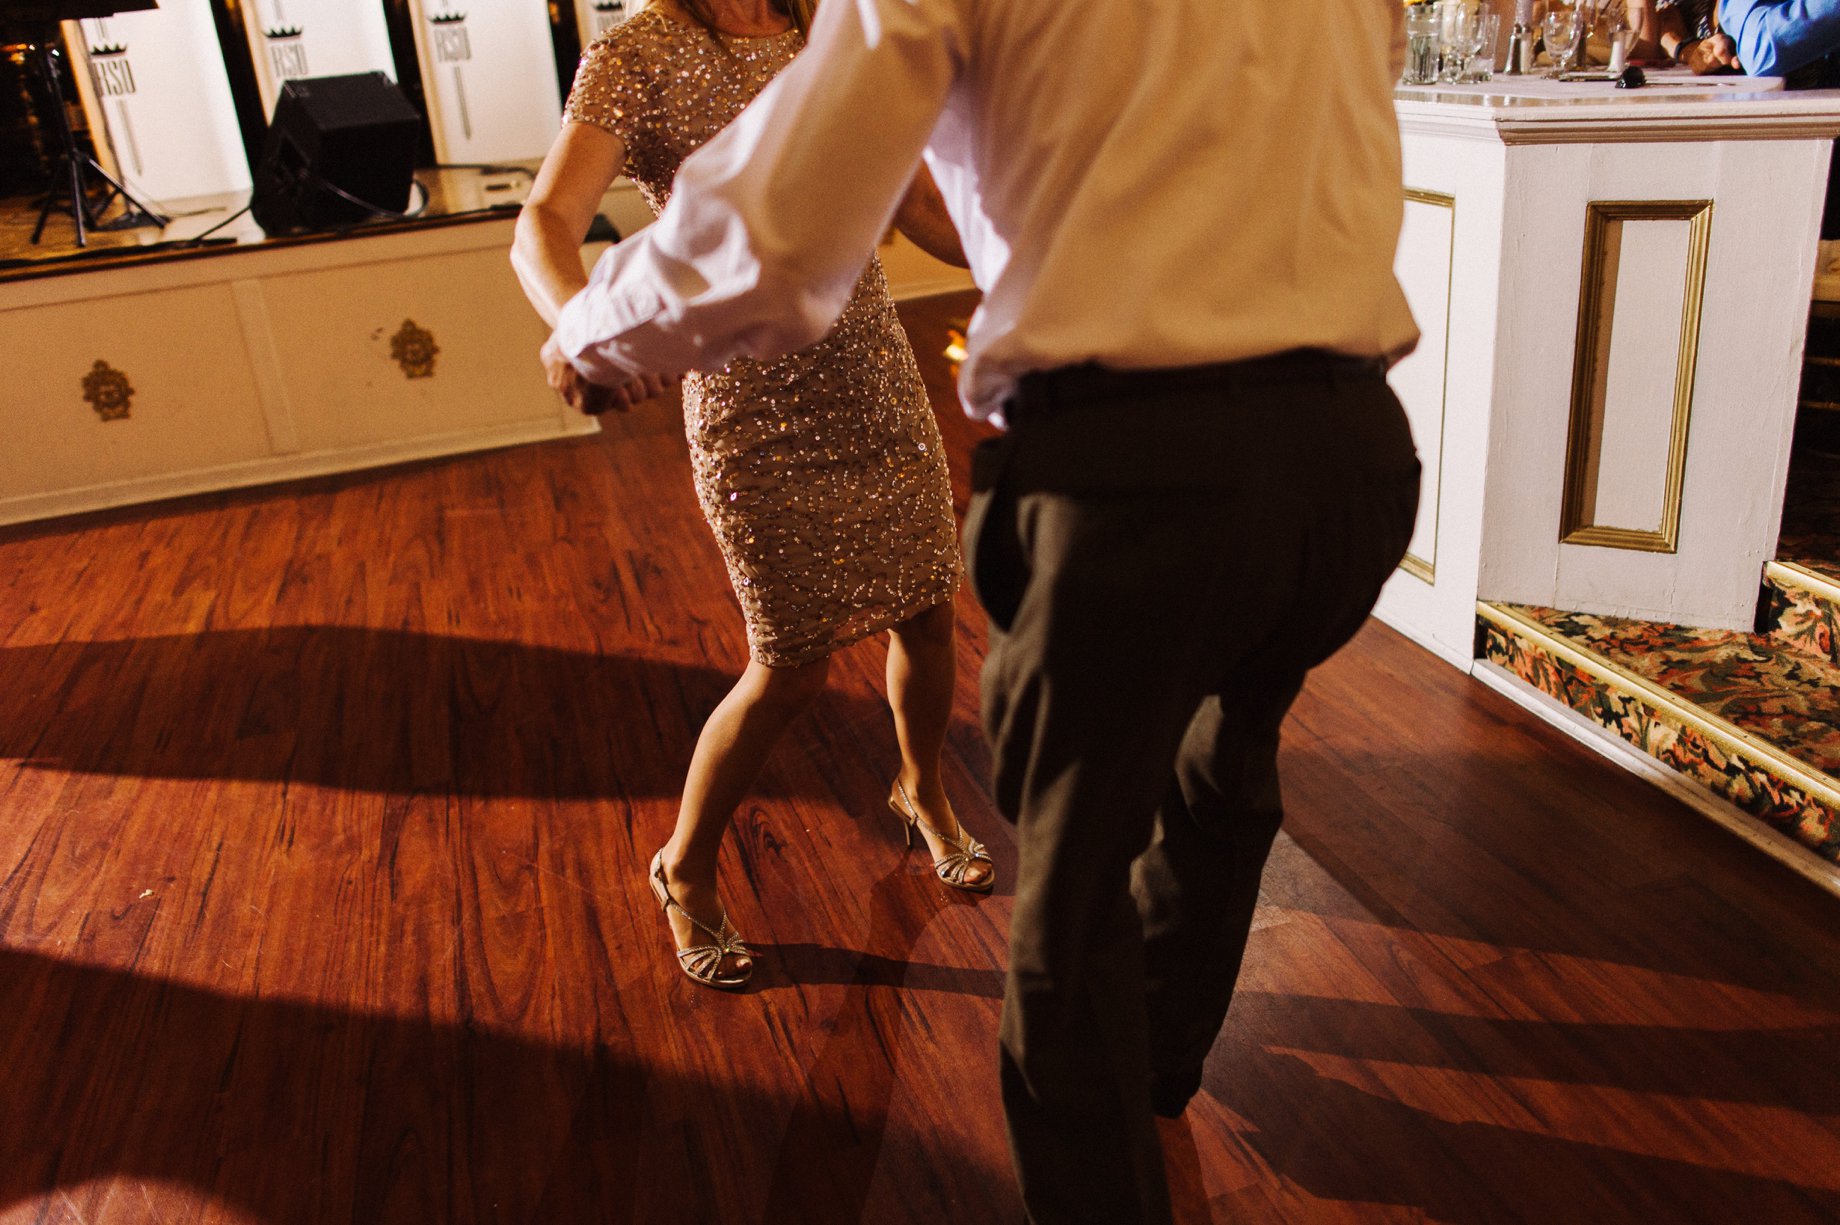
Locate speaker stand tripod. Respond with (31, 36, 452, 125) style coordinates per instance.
(27, 32, 166, 247)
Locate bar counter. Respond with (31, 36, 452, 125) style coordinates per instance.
(1378, 72, 1840, 666)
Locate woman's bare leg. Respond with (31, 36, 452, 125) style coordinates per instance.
(659, 654, 831, 975)
(886, 597, 991, 887)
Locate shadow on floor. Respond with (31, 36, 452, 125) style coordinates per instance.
(0, 931, 1017, 1225)
(0, 627, 907, 800)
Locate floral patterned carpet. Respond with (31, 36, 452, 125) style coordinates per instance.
(1482, 608, 1840, 864)
(1764, 567, 1840, 668)
(1504, 608, 1840, 774)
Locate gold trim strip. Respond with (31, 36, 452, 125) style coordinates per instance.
(1475, 601, 1840, 811)
(1559, 199, 1714, 554)
(1403, 187, 1456, 207)
(1497, 119, 1840, 144)
(1766, 559, 1840, 608)
(1562, 525, 1679, 551)
(1395, 186, 1457, 585)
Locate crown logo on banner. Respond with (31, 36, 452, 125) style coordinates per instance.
(264, 26, 303, 39)
(89, 42, 128, 57)
(429, 11, 469, 23)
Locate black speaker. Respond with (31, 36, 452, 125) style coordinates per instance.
(250, 72, 420, 235)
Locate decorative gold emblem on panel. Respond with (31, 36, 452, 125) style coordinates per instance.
(81, 360, 134, 422)
(390, 320, 440, 379)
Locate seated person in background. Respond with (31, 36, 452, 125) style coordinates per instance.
(1717, 0, 1840, 262)
(1627, 0, 1740, 70)
(1719, 0, 1840, 78)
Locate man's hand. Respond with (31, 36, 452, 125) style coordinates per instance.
(540, 334, 679, 415)
(1682, 33, 1739, 73)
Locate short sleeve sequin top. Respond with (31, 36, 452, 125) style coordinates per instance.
(564, 8, 961, 667)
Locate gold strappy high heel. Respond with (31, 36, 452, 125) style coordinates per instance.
(647, 850, 753, 990)
(889, 780, 995, 893)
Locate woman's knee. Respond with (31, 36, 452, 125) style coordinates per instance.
(891, 597, 956, 649)
(744, 655, 831, 712)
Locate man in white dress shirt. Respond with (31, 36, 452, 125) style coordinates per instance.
(547, 0, 1422, 1219)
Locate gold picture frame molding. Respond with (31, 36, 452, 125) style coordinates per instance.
(1559, 199, 1713, 554)
(1398, 185, 1457, 585)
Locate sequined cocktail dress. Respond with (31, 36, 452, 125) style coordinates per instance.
(564, 11, 960, 666)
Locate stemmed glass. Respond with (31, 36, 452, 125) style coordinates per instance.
(1462, 11, 1501, 81)
(1542, 6, 1584, 75)
(1438, 2, 1479, 83)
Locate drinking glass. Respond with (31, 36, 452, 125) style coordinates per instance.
(1542, 7, 1582, 74)
(1464, 11, 1501, 80)
(1403, 5, 1441, 84)
(1438, 3, 1479, 82)
(1601, 1, 1632, 70)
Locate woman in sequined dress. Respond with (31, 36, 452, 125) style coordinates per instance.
(511, 0, 992, 989)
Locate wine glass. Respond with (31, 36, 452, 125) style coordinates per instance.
(1464, 11, 1501, 81)
(1439, 3, 1479, 82)
(1543, 6, 1582, 75)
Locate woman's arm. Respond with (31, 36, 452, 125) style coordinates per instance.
(516, 123, 672, 412)
(1652, 5, 1689, 57)
(1627, 0, 1665, 60)
(892, 162, 968, 269)
(512, 122, 628, 327)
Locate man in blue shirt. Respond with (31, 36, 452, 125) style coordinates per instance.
(1719, 0, 1840, 247)
(1722, 0, 1840, 76)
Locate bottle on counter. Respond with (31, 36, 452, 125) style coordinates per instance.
(1605, 3, 1632, 75)
(1505, 0, 1536, 75)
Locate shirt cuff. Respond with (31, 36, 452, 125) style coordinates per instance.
(552, 251, 673, 382)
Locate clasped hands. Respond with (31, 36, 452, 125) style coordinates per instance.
(541, 333, 679, 415)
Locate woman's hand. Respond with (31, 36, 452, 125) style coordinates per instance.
(521, 125, 682, 416)
(541, 334, 678, 415)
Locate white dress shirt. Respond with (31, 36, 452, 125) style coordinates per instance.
(553, 0, 1420, 422)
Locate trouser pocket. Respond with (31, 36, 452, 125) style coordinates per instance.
(965, 435, 1027, 634)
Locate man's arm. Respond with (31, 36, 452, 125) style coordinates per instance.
(553, 0, 967, 385)
(1721, 0, 1840, 75)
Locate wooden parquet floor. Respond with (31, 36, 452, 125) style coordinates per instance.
(2, 292, 1838, 1224)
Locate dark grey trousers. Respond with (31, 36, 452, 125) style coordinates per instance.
(965, 358, 1420, 1224)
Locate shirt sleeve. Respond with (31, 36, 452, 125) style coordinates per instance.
(551, 0, 966, 383)
(1722, 0, 1840, 75)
